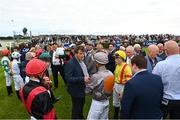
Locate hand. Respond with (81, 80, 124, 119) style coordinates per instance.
(84, 76, 91, 83)
(43, 77, 52, 88)
(119, 92, 124, 99)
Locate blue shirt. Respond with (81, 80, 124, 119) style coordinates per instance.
(152, 54, 180, 100)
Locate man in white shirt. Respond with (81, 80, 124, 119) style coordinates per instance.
(50, 43, 65, 88)
(153, 40, 180, 119)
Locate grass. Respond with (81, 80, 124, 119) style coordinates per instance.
(0, 67, 115, 119)
(0, 46, 148, 119)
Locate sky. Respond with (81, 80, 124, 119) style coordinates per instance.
(0, 0, 180, 36)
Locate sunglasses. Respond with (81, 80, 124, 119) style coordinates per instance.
(114, 53, 125, 60)
(113, 53, 120, 58)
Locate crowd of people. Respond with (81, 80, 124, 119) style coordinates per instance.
(31, 34, 175, 47)
(0, 36, 180, 119)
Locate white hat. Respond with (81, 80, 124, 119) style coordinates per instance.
(69, 44, 76, 48)
(11, 51, 21, 59)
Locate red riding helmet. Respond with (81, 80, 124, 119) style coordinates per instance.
(36, 49, 44, 58)
(1, 49, 9, 56)
(25, 59, 47, 77)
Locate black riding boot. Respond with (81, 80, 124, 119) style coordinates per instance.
(9, 85, 13, 94)
(114, 107, 120, 119)
(16, 90, 21, 100)
(7, 86, 10, 96)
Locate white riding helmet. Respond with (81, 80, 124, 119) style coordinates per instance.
(11, 51, 21, 59)
(93, 51, 109, 65)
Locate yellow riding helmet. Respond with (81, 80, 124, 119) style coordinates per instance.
(115, 50, 127, 61)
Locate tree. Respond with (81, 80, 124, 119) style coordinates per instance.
(22, 27, 28, 36)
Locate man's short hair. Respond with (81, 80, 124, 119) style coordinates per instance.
(52, 42, 58, 45)
(133, 44, 141, 49)
(109, 43, 115, 47)
(131, 55, 147, 69)
(74, 45, 85, 54)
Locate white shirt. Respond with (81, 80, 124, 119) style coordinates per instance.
(12, 59, 21, 76)
(78, 60, 89, 77)
(126, 55, 134, 66)
(152, 54, 180, 100)
(52, 51, 61, 65)
(55, 47, 65, 56)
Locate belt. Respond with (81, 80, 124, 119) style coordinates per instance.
(115, 82, 125, 85)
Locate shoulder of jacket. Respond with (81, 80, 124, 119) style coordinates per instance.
(92, 72, 100, 78)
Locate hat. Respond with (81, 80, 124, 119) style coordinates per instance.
(39, 52, 51, 62)
(69, 44, 76, 48)
(1, 49, 9, 56)
(93, 51, 108, 64)
(35, 49, 44, 57)
(26, 59, 46, 77)
(115, 50, 126, 61)
(25, 52, 33, 60)
(11, 51, 21, 59)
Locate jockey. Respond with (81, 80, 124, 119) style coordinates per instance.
(1, 49, 13, 96)
(19, 59, 56, 119)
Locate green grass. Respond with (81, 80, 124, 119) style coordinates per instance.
(142, 47, 148, 54)
(0, 67, 114, 119)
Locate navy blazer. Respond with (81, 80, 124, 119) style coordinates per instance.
(121, 70, 163, 119)
(105, 49, 116, 73)
(64, 57, 85, 98)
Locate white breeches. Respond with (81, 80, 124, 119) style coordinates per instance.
(13, 75, 24, 91)
(87, 99, 109, 120)
(113, 83, 124, 108)
(5, 74, 12, 86)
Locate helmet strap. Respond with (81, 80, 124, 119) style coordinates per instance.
(37, 71, 48, 88)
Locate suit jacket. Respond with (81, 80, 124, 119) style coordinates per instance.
(64, 57, 85, 98)
(158, 52, 167, 60)
(49, 50, 54, 64)
(121, 70, 163, 119)
(135, 50, 146, 56)
(105, 49, 116, 73)
(145, 56, 162, 73)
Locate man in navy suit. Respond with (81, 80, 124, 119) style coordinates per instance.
(64, 45, 90, 119)
(121, 55, 163, 119)
(105, 43, 116, 73)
